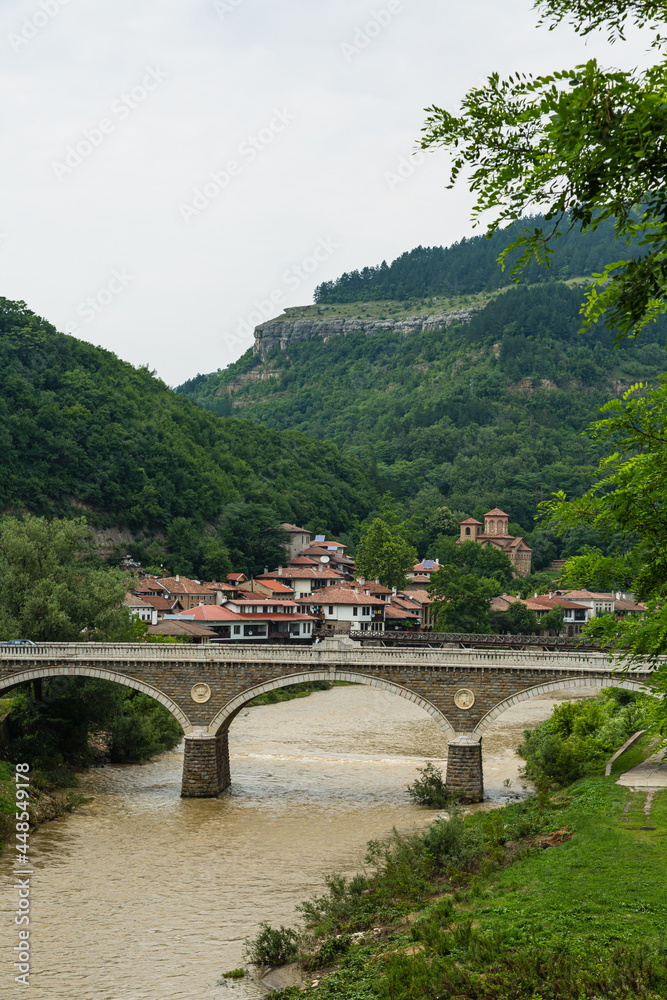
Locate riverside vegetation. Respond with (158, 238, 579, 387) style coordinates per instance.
(243, 690, 667, 999)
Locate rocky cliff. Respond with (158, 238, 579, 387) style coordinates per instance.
(253, 308, 476, 360)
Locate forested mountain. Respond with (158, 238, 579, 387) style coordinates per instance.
(178, 281, 667, 537)
(0, 298, 374, 575)
(313, 217, 636, 302)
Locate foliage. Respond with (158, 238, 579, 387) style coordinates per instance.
(272, 777, 667, 1000)
(0, 298, 374, 576)
(244, 923, 301, 966)
(249, 680, 333, 705)
(406, 761, 449, 808)
(428, 564, 501, 633)
(434, 539, 515, 587)
(560, 546, 634, 591)
(518, 689, 652, 785)
(421, 2, 667, 344)
(3, 678, 183, 782)
(0, 515, 133, 642)
(312, 216, 632, 302)
(354, 518, 417, 589)
(178, 278, 667, 528)
(543, 378, 667, 686)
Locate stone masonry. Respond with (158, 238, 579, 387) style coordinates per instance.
(0, 639, 654, 799)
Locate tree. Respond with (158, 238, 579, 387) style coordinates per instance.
(0, 515, 133, 642)
(542, 378, 667, 673)
(355, 518, 418, 589)
(434, 537, 516, 588)
(421, 0, 667, 343)
(428, 565, 501, 633)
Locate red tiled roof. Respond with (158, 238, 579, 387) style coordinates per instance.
(385, 605, 420, 619)
(357, 580, 392, 595)
(403, 589, 432, 605)
(140, 595, 181, 612)
(296, 585, 386, 606)
(459, 518, 483, 525)
(288, 557, 320, 566)
(147, 621, 217, 638)
(485, 508, 509, 517)
(560, 589, 615, 600)
(259, 567, 345, 580)
(157, 576, 214, 595)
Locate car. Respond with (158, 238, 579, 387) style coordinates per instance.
(0, 639, 36, 646)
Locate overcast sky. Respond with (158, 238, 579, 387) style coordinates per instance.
(1, 0, 650, 385)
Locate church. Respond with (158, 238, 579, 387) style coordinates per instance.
(458, 508, 532, 576)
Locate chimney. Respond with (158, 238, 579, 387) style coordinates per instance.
(375, 577, 380, 584)
(392, 586, 397, 596)
(175, 574, 179, 583)
(278, 566, 282, 576)
(264, 566, 268, 574)
(516, 592, 520, 598)
(549, 591, 553, 600)
(534, 592, 538, 598)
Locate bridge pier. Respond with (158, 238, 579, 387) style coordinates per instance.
(181, 730, 231, 797)
(445, 736, 483, 802)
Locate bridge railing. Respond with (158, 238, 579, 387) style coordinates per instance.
(0, 640, 653, 676)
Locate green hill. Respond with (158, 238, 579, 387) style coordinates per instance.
(177, 277, 667, 537)
(0, 298, 375, 576)
(313, 215, 637, 302)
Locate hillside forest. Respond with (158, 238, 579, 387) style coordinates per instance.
(177, 220, 667, 566)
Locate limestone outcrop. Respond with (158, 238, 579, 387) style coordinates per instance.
(253, 308, 476, 360)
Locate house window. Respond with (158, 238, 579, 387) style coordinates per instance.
(244, 623, 267, 636)
(328, 606, 333, 615)
(362, 606, 370, 615)
(233, 625, 241, 635)
(465, 527, 470, 536)
(353, 607, 358, 616)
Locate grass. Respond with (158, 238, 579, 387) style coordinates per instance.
(263, 774, 667, 999)
(279, 290, 499, 323)
(609, 731, 658, 777)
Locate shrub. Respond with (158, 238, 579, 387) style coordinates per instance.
(302, 934, 351, 970)
(244, 923, 300, 966)
(517, 689, 652, 786)
(406, 762, 449, 807)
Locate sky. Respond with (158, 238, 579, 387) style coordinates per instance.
(1, 0, 651, 385)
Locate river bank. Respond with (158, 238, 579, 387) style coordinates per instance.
(265, 769, 667, 1000)
(0, 683, 599, 999)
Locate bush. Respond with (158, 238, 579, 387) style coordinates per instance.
(518, 689, 651, 786)
(406, 762, 449, 807)
(244, 923, 300, 966)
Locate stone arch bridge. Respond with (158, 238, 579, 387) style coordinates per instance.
(0, 638, 654, 801)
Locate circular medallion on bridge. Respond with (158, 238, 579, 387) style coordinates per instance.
(454, 688, 475, 710)
(190, 682, 212, 704)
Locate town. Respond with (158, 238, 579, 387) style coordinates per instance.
(122, 509, 646, 644)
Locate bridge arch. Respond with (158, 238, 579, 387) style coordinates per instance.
(207, 669, 456, 739)
(0, 666, 194, 734)
(472, 675, 651, 740)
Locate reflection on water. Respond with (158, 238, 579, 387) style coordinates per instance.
(0, 684, 593, 1000)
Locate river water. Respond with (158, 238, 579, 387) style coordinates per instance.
(0, 684, 592, 1000)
